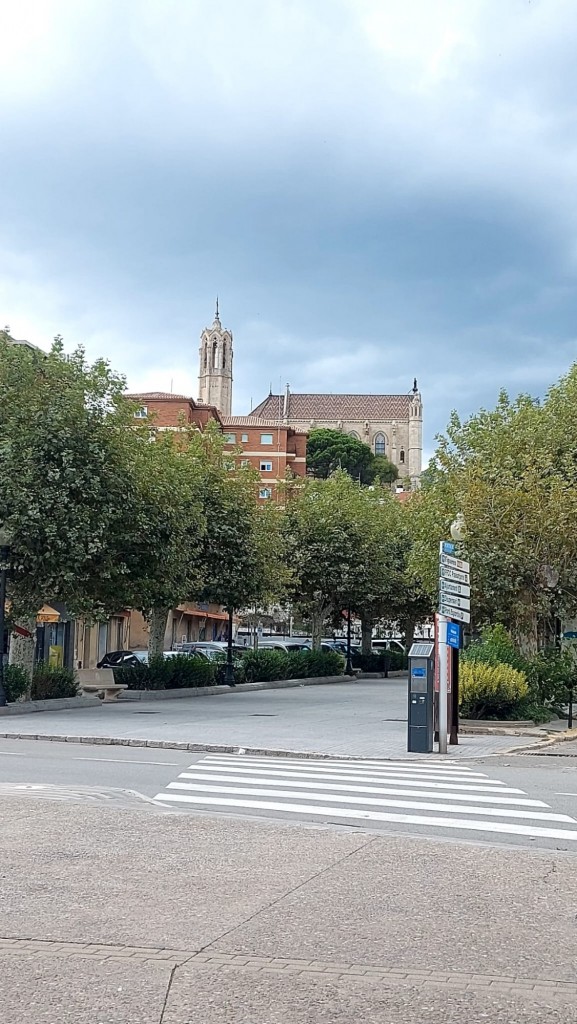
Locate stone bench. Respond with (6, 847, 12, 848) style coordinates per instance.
(77, 669, 128, 703)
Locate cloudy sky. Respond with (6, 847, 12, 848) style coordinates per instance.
(2, 0, 576, 454)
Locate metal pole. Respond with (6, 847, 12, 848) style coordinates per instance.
(449, 644, 459, 744)
(568, 685, 573, 731)
(0, 562, 7, 707)
(225, 609, 236, 686)
(345, 606, 353, 676)
(438, 614, 448, 754)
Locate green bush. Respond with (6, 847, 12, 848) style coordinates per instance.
(4, 664, 29, 702)
(352, 652, 389, 673)
(388, 650, 408, 671)
(31, 662, 78, 700)
(464, 624, 529, 675)
(239, 648, 344, 684)
(528, 646, 576, 705)
(115, 656, 216, 690)
(460, 661, 529, 720)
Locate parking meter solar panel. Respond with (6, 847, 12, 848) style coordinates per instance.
(409, 642, 434, 658)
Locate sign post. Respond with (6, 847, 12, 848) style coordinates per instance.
(437, 543, 471, 754)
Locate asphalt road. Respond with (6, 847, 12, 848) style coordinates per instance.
(3, 738, 577, 852)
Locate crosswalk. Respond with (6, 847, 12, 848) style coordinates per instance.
(154, 754, 577, 845)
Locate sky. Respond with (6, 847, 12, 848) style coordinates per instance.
(2, 0, 577, 457)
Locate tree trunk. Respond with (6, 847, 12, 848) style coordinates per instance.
(514, 592, 539, 658)
(401, 617, 417, 654)
(361, 615, 373, 655)
(310, 607, 323, 650)
(148, 607, 170, 660)
(9, 617, 36, 700)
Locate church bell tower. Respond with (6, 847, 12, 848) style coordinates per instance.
(198, 299, 233, 416)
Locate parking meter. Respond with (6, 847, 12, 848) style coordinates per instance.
(407, 641, 434, 753)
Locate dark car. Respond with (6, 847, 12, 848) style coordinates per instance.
(96, 650, 148, 669)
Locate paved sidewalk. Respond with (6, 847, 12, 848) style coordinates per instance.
(2, 796, 577, 1022)
(0, 679, 544, 759)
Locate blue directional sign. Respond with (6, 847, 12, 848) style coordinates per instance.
(441, 541, 456, 555)
(446, 621, 461, 649)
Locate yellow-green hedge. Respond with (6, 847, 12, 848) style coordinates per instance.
(460, 661, 529, 720)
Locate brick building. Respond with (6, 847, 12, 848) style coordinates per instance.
(196, 305, 423, 489)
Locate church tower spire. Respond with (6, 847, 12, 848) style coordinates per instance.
(198, 302, 233, 416)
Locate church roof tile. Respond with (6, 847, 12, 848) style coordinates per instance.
(249, 392, 411, 421)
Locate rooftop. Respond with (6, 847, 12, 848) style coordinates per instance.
(250, 392, 415, 421)
(124, 392, 194, 402)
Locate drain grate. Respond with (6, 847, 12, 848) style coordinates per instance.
(250, 714, 278, 717)
(134, 711, 160, 715)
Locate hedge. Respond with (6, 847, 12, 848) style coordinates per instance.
(351, 650, 408, 673)
(114, 655, 216, 690)
(239, 648, 345, 684)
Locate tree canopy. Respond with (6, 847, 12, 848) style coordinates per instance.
(306, 428, 398, 486)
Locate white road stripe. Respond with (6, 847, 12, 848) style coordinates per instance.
(204, 755, 482, 774)
(202, 758, 492, 783)
(166, 782, 572, 823)
(181, 765, 524, 794)
(155, 793, 577, 840)
(175, 771, 547, 807)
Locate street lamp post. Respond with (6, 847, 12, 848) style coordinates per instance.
(224, 608, 236, 687)
(0, 526, 13, 707)
(345, 606, 354, 677)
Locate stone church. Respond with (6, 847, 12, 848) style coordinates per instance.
(198, 304, 423, 487)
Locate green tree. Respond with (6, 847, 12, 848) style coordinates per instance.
(306, 428, 397, 486)
(0, 335, 145, 682)
(194, 449, 286, 680)
(410, 367, 577, 654)
(285, 472, 375, 648)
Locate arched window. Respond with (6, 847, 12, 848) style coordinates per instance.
(222, 344, 227, 370)
(399, 449, 405, 464)
(212, 340, 218, 368)
(374, 433, 386, 456)
(348, 431, 360, 440)
(203, 344, 208, 369)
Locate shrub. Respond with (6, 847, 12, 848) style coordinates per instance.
(239, 648, 344, 684)
(351, 652, 389, 673)
(4, 664, 29, 702)
(460, 661, 529, 720)
(31, 662, 78, 700)
(527, 646, 576, 705)
(115, 656, 216, 690)
(388, 649, 408, 671)
(464, 624, 529, 676)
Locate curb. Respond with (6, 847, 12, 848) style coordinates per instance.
(121, 674, 351, 700)
(0, 731, 545, 761)
(508, 727, 577, 756)
(0, 696, 101, 716)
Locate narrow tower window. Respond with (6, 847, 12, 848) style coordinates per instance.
(374, 433, 386, 456)
(212, 340, 218, 368)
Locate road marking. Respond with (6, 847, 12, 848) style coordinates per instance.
(156, 793, 577, 840)
(175, 771, 547, 806)
(202, 757, 494, 783)
(71, 757, 180, 766)
(556, 792, 577, 797)
(206, 755, 482, 774)
(0, 751, 27, 756)
(181, 765, 524, 794)
(166, 782, 572, 823)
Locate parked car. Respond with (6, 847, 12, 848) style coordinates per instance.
(257, 640, 310, 653)
(97, 650, 148, 668)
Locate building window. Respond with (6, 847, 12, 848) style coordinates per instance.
(212, 340, 218, 368)
(259, 487, 272, 499)
(240, 459, 251, 467)
(260, 461, 273, 472)
(134, 407, 148, 418)
(224, 433, 236, 443)
(374, 432, 386, 456)
(399, 449, 405, 463)
(348, 431, 360, 440)
(241, 433, 249, 442)
(260, 433, 274, 445)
